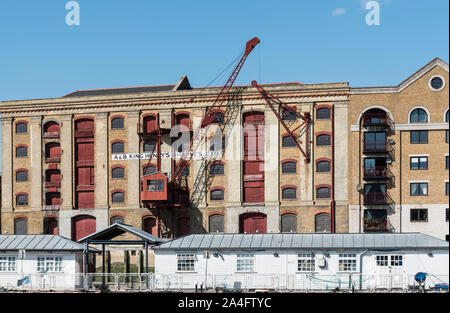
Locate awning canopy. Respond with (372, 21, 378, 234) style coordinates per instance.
(78, 223, 166, 244)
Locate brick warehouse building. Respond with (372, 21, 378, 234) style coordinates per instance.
(0, 58, 447, 242)
(348, 58, 449, 240)
(0, 75, 350, 240)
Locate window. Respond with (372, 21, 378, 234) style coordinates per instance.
(297, 253, 315, 272)
(111, 167, 125, 179)
(316, 161, 331, 173)
(315, 213, 330, 233)
(338, 254, 357, 272)
(410, 157, 428, 170)
(390, 255, 403, 267)
(411, 130, 428, 144)
(376, 255, 389, 266)
(446, 156, 449, 169)
(16, 170, 28, 182)
(430, 76, 444, 91)
(37, 257, 63, 272)
(110, 216, 124, 225)
(181, 165, 190, 177)
(282, 161, 296, 174)
(446, 182, 449, 196)
(410, 183, 428, 196)
(282, 187, 297, 200)
(282, 135, 296, 147)
(16, 194, 28, 206)
(316, 108, 331, 120)
(143, 140, 156, 153)
(282, 108, 297, 121)
(0, 257, 16, 272)
(364, 132, 386, 152)
(177, 253, 195, 272)
(316, 187, 331, 199)
(410, 108, 428, 123)
(316, 134, 331, 146)
(16, 146, 27, 158)
(112, 192, 125, 203)
(410, 209, 428, 222)
(111, 117, 124, 129)
(14, 218, 27, 234)
(213, 112, 225, 124)
(210, 163, 224, 175)
(446, 110, 449, 123)
(143, 165, 156, 175)
(210, 189, 224, 201)
(209, 214, 224, 233)
(236, 253, 254, 272)
(15, 122, 27, 134)
(446, 208, 449, 222)
(281, 214, 297, 232)
(111, 142, 124, 154)
(447, 130, 449, 143)
(147, 180, 164, 192)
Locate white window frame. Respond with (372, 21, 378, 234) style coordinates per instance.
(37, 256, 63, 272)
(376, 255, 389, 267)
(236, 253, 255, 273)
(0, 256, 17, 272)
(338, 253, 357, 272)
(176, 253, 196, 272)
(297, 253, 315, 272)
(390, 255, 403, 267)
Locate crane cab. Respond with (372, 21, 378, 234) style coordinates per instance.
(140, 172, 168, 201)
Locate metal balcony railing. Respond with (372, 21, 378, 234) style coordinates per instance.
(74, 130, 94, 138)
(362, 113, 393, 127)
(364, 166, 392, 180)
(363, 192, 394, 205)
(45, 181, 61, 188)
(42, 205, 60, 211)
(45, 156, 61, 163)
(43, 132, 60, 139)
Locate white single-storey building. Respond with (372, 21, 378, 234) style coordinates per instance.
(153, 233, 449, 291)
(0, 234, 94, 291)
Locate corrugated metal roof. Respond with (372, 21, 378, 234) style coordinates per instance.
(0, 235, 86, 251)
(153, 233, 450, 250)
(78, 223, 165, 243)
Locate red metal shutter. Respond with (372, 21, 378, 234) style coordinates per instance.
(44, 218, 58, 235)
(143, 217, 158, 237)
(77, 191, 95, 209)
(239, 213, 267, 234)
(176, 114, 190, 129)
(144, 116, 157, 133)
(72, 215, 96, 242)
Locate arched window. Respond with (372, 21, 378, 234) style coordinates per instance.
(143, 140, 156, 153)
(43, 121, 60, 138)
(282, 161, 296, 174)
(282, 187, 297, 200)
(281, 213, 297, 232)
(45, 142, 61, 160)
(315, 213, 330, 233)
(111, 166, 125, 179)
(112, 191, 125, 203)
(45, 192, 61, 206)
(16, 194, 28, 206)
(14, 218, 28, 235)
(282, 135, 296, 147)
(316, 134, 331, 146)
(445, 110, 449, 123)
(410, 108, 428, 123)
(282, 108, 297, 121)
(143, 115, 157, 133)
(210, 188, 224, 201)
(16, 170, 28, 182)
(111, 117, 124, 129)
(111, 142, 124, 154)
(209, 214, 224, 233)
(110, 216, 124, 225)
(142, 216, 158, 236)
(213, 112, 225, 124)
(210, 163, 224, 175)
(316, 161, 331, 172)
(16, 146, 27, 158)
(43, 217, 58, 235)
(316, 187, 331, 199)
(316, 108, 331, 120)
(15, 122, 27, 134)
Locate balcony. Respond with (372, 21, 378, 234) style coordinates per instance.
(364, 166, 392, 180)
(43, 132, 60, 139)
(45, 181, 61, 188)
(42, 205, 60, 211)
(364, 218, 394, 232)
(364, 192, 393, 205)
(45, 156, 61, 163)
(363, 140, 389, 154)
(74, 130, 94, 138)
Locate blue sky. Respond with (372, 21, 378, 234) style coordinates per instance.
(0, 0, 448, 167)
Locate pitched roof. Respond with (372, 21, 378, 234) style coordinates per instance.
(153, 233, 449, 250)
(0, 235, 87, 251)
(351, 57, 449, 94)
(77, 223, 166, 244)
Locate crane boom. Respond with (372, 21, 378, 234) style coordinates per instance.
(172, 37, 260, 182)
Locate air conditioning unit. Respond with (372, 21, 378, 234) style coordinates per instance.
(317, 257, 327, 268)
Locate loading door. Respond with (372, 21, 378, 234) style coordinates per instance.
(71, 215, 96, 242)
(239, 212, 267, 234)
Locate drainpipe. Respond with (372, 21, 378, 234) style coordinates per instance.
(331, 105, 336, 233)
(358, 116, 362, 233)
(359, 249, 369, 290)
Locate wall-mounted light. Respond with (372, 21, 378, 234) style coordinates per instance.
(427, 252, 433, 257)
(273, 253, 279, 258)
(356, 185, 362, 192)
